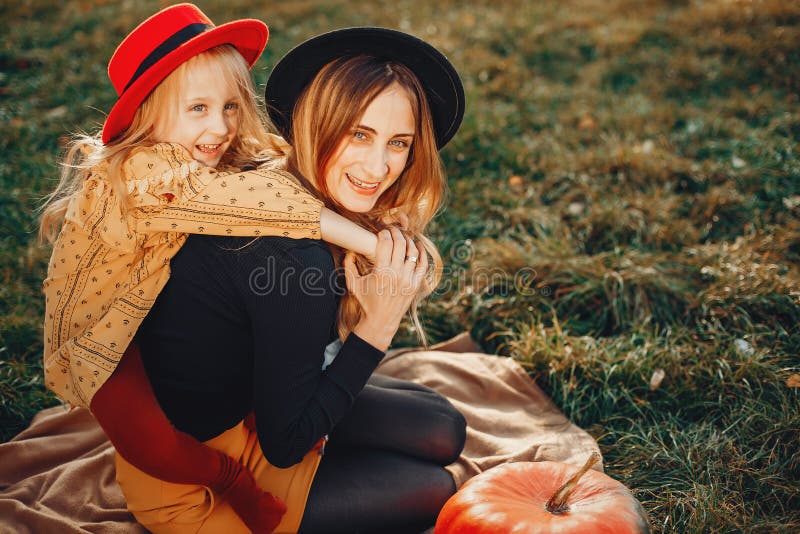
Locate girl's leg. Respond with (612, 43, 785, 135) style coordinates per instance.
(328, 374, 466, 465)
(298, 447, 455, 534)
(93, 345, 285, 532)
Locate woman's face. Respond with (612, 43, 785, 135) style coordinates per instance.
(323, 83, 415, 213)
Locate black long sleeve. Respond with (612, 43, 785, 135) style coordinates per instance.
(138, 234, 384, 468)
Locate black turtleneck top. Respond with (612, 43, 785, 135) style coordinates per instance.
(138, 234, 383, 468)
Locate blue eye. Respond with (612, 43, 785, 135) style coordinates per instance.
(224, 102, 239, 111)
(353, 131, 367, 140)
(390, 139, 412, 149)
(191, 104, 206, 112)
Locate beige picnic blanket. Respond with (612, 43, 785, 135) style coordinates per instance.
(0, 404, 146, 534)
(378, 335, 603, 487)
(0, 335, 601, 533)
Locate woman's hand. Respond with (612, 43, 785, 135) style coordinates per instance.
(344, 227, 428, 351)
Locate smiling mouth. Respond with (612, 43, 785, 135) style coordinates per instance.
(196, 144, 222, 153)
(346, 173, 380, 190)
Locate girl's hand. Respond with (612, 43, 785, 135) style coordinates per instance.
(344, 227, 428, 351)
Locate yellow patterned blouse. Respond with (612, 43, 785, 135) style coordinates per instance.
(43, 142, 323, 409)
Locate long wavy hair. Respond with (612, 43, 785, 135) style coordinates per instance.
(39, 44, 284, 243)
(284, 55, 448, 343)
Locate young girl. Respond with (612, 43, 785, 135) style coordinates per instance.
(40, 4, 375, 533)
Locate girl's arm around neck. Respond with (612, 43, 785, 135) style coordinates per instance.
(320, 207, 378, 258)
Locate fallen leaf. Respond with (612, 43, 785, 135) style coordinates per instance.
(45, 106, 68, 119)
(578, 115, 597, 130)
(733, 338, 755, 357)
(633, 139, 655, 154)
(567, 202, 584, 216)
(782, 196, 800, 210)
(649, 368, 666, 390)
(787, 374, 800, 388)
(508, 175, 523, 189)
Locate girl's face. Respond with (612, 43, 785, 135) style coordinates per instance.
(323, 83, 415, 213)
(152, 59, 239, 168)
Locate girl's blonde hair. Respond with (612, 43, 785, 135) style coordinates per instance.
(39, 44, 284, 242)
(286, 55, 447, 344)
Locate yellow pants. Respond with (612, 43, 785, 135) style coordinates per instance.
(115, 421, 322, 534)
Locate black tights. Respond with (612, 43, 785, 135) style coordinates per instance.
(298, 374, 466, 534)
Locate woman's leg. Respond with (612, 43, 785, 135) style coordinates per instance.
(298, 447, 455, 534)
(328, 374, 466, 465)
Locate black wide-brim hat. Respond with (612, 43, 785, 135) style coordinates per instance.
(265, 27, 464, 149)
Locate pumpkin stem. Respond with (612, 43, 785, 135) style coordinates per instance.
(544, 452, 600, 514)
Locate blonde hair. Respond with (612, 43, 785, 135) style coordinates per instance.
(39, 44, 284, 243)
(286, 55, 447, 344)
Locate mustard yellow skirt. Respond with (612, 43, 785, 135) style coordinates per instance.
(115, 421, 322, 534)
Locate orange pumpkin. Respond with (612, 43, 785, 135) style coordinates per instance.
(435, 453, 650, 534)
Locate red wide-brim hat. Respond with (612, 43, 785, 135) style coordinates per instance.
(102, 3, 268, 144)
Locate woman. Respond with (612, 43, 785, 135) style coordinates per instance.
(115, 27, 467, 534)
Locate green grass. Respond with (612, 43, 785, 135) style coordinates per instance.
(2, 0, 799, 531)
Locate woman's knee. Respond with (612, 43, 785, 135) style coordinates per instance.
(431, 402, 466, 465)
(391, 384, 466, 464)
